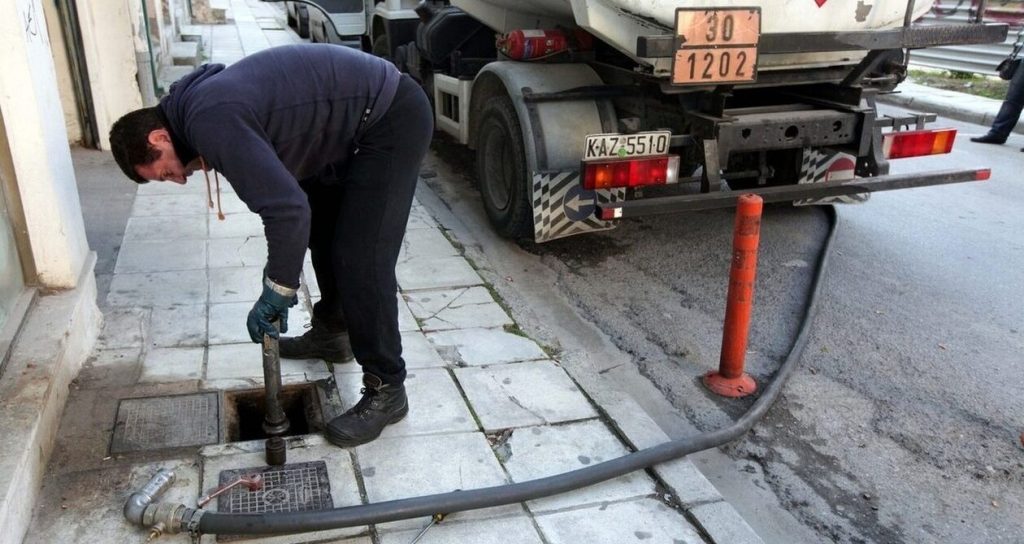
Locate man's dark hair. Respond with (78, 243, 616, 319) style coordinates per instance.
(109, 107, 165, 184)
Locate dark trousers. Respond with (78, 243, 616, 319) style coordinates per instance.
(304, 75, 433, 385)
(990, 62, 1024, 139)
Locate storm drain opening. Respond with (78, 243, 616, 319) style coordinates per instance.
(215, 460, 334, 542)
(110, 392, 220, 454)
(223, 384, 323, 442)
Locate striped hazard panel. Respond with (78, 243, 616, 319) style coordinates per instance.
(794, 147, 870, 206)
(531, 171, 625, 243)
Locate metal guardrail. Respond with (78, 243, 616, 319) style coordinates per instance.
(912, 0, 1024, 75)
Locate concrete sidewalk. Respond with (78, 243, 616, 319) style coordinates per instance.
(877, 80, 1024, 136)
(22, 2, 758, 544)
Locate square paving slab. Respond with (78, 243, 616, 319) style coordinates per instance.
(150, 303, 208, 347)
(356, 431, 523, 532)
(397, 256, 481, 291)
(534, 498, 704, 544)
(132, 193, 210, 217)
(405, 205, 434, 230)
(115, 239, 207, 274)
(378, 515, 544, 544)
(501, 420, 656, 512)
(453, 360, 597, 431)
(210, 267, 264, 303)
(398, 331, 446, 369)
(96, 306, 148, 349)
(208, 236, 268, 268)
(124, 214, 207, 241)
(107, 270, 208, 307)
(139, 346, 205, 383)
(354, 433, 503, 501)
(209, 212, 265, 239)
(426, 328, 547, 367)
(404, 287, 512, 332)
(398, 227, 460, 261)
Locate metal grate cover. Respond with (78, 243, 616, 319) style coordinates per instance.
(217, 461, 334, 515)
(110, 392, 219, 453)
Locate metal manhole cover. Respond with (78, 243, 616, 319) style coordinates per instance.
(110, 392, 219, 454)
(217, 460, 333, 514)
(216, 461, 333, 541)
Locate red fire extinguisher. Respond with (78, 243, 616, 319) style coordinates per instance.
(497, 28, 593, 61)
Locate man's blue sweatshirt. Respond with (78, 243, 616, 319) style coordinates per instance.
(158, 44, 401, 289)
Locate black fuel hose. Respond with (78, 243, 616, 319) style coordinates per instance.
(199, 205, 839, 535)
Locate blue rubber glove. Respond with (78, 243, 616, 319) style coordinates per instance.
(247, 276, 298, 343)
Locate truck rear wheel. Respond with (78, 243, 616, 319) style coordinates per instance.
(476, 96, 533, 240)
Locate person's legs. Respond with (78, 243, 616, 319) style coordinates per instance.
(325, 75, 433, 447)
(278, 180, 353, 361)
(306, 181, 346, 329)
(975, 65, 1024, 143)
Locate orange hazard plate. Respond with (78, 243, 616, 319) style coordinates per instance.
(672, 8, 761, 86)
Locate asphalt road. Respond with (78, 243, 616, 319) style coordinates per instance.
(419, 109, 1024, 544)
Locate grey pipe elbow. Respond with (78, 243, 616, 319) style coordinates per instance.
(124, 469, 176, 525)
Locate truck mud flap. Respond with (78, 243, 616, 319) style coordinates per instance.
(532, 171, 625, 243)
(794, 148, 870, 206)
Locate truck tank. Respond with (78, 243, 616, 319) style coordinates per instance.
(451, 0, 935, 73)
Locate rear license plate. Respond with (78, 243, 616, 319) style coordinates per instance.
(671, 8, 761, 86)
(583, 131, 671, 162)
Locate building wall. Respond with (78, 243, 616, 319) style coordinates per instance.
(41, 0, 83, 145)
(75, 0, 145, 150)
(0, 0, 91, 288)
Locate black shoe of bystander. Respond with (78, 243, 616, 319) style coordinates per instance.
(970, 133, 1007, 144)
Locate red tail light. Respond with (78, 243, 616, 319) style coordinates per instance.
(882, 128, 956, 159)
(582, 156, 680, 190)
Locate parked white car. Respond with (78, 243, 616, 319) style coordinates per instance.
(285, 2, 310, 39)
(306, 0, 368, 49)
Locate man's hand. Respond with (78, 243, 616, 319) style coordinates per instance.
(247, 276, 298, 342)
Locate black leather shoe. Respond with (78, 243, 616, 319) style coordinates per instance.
(279, 318, 353, 362)
(970, 133, 1007, 144)
(326, 374, 408, 447)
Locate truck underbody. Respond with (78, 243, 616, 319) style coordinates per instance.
(369, 1, 1008, 242)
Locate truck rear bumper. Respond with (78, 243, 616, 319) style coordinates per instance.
(596, 168, 991, 219)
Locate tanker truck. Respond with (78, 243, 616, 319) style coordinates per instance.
(368, 0, 1007, 242)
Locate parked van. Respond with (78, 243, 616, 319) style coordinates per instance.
(306, 0, 369, 49)
(284, 2, 310, 39)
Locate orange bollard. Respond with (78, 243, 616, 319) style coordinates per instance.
(704, 194, 762, 398)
